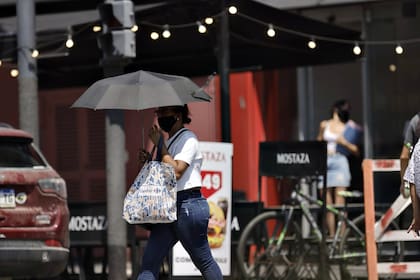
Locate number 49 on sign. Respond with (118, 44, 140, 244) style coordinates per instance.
(201, 171, 222, 198)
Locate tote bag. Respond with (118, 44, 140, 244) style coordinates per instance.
(122, 129, 187, 224)
(123, 160, 177, 224)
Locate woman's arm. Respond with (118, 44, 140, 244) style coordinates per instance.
(317, 121, 326, 141)
(160, 144, 189, 179)
(400, 145, 411, 196)
(337, 135, 360, 157)
(148, 125, 189, 179)
(408, 183, 420, 236)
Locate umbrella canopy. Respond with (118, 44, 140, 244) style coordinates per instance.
(71, 70, 212, 110)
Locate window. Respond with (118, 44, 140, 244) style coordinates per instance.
(0, 139, 46, 167)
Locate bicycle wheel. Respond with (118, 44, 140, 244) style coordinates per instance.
(339, 212, 404, 280)
(236, 210, 308, 280)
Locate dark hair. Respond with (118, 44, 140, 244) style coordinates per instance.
(331, 99, 350, 117)
(158, 105, 191, 124)
(175, 105, 191, 124)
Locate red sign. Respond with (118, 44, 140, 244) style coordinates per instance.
(374, 160, 398, 169)
(200, 170, 222, 198)
(390, 263, 407, 273)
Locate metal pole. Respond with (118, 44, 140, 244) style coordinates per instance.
(362, 7, 373, 158)
(217, 1, 231, 142)
(17, 0, 39, 144)
(297, 67, 307, 142)
(296, 67, 315, 141)
(297, 67, 312, 238)
(103, 61, 128, 280)
(105, 109, 127, 280)
(319, 168, 329, 280)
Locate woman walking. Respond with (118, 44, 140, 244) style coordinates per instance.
(137, 105, 223, 280)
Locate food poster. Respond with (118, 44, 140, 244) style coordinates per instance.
(172, 142, 233, 276)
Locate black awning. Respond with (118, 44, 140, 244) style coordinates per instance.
(29, 0, 360, 88)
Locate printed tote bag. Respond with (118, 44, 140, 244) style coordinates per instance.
(123, 160, 177, 224)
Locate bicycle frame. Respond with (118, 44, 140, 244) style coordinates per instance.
(236, 175, 406, 280)
(275, 185, 365, 261)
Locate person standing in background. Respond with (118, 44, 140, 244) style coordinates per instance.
(400, 112, 420, 197)
(317, 99, 360, 237)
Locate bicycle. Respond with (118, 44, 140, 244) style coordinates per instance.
(236, 176, 404, 280)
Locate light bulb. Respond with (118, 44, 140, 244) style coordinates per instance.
(353, 43, 361, 55)
(205, 17, 214, 25)
(197, 22, 207, 34)
(162, 26, 171, 38)
(92, 25, 102, 32)
(228, 6, 238, 14)
(0, 60, 2, 67)
(31, 49, 39, 58)
(131, 25, 139, 32)
(150, 32, 159, 40)
(308, 39, 316, 49)
(389, 64, 397, 72)
(10, 69, 19, 77)
(65, 35, 74, 48)
(266, 24, 275, 37)
(395, 45, 403, 54)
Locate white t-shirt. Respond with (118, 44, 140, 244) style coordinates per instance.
(167, 128, 203, 192)
(404, 138, 420, 196)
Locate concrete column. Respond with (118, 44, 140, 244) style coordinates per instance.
(105, 108, 127, 280)
(16, 0, 39, 144)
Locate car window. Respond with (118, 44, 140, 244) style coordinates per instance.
(0, 139, 46, 168)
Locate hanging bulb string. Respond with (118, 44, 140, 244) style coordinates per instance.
(2, 6, 420, 64)
(136, 8, 420, 47)
(235, 11, 420, 46)
(231, 32, 312, 54)
(138, 10, 224, 30)
(0, 22, 95, 62)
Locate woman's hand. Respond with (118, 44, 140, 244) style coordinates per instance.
(408, 218, 420, 237)
(148, 124, 162, 146)
(337, 134, 360, 156)
(138, 149, 151, 164)
(337, 135, 348, 147)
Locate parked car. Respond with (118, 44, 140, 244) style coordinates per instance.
(0, 124, 69, 279)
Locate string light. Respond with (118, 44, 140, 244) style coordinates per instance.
(204, 17, 214, 25)
(162, 25, 171, 38)
(197, 21, 207, 34)
(111, 9, 420, 56)
(395, 44, 403, 54)
(92, 25, 102, 32)
(389, 64, 397, 72)
(308, 38, 317, 49)
(31, 49, 39, 58)
(266, 24, 275, 37)
(228, 6, 238, 15)
(353, 42, 361, 55)
(150, 31, 159, 40)
(65, 34, 74, 48)
(1, 8, 419, 63)
(131, 24, 139, 32)
(10, 69, 18, 78)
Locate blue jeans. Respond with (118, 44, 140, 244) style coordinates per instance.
(137, 188, 223, 280)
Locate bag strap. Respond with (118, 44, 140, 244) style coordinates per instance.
(167, 128, 188, 150)
(151, 128, 188, 161)
(156, 136, 164, 161)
